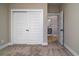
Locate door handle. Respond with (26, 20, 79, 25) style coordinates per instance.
(26, 29, 29, 31)
(60, 29, 64, 31)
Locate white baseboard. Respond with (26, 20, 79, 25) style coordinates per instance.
(42, 42, 48, 45)
(64, 44, 79, 56)
(12, 42, 43, 45)
(0, 43, 11, 50)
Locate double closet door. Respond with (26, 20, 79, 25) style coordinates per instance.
(11, 10, 43, 44)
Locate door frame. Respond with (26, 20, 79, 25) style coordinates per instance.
(48, 12, 64, 46)
(10, 9, 44, 45)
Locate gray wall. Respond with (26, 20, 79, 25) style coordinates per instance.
(63, 4, 79, 55)
(0, 4, 9, 46)
(48, 3, 61, 13)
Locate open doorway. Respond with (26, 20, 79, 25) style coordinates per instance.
(47, 3, 64, 46)
(47, 12, 64, 46)
(48, 15, 58, 43)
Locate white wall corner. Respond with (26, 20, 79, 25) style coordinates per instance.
(0, 42, 12, 50)
(64, 44, 79, 56)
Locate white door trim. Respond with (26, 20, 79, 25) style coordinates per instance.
(11, 9, 43, 12)
(11, 9, 43, 45)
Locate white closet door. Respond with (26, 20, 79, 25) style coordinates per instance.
(11, 11, 30, 44)
(27, 11, 43, 44)
(11, 10, 43, 44)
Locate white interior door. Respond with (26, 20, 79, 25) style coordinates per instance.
(11, 11, 30, 44)
(59, 11, 64, 45)
(27, 11, 43, 44)
(11, 10, 43, 44)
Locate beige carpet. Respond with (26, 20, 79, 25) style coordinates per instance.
(0, 42, 73, 56)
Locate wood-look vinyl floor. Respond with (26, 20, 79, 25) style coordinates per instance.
(0, 42, 73, 56)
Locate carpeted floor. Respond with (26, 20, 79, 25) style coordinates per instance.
(0, 42, 73, 56)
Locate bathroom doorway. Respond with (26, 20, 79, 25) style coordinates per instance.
(48, 12, 64, 45)
(48, 15, 58, 44)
